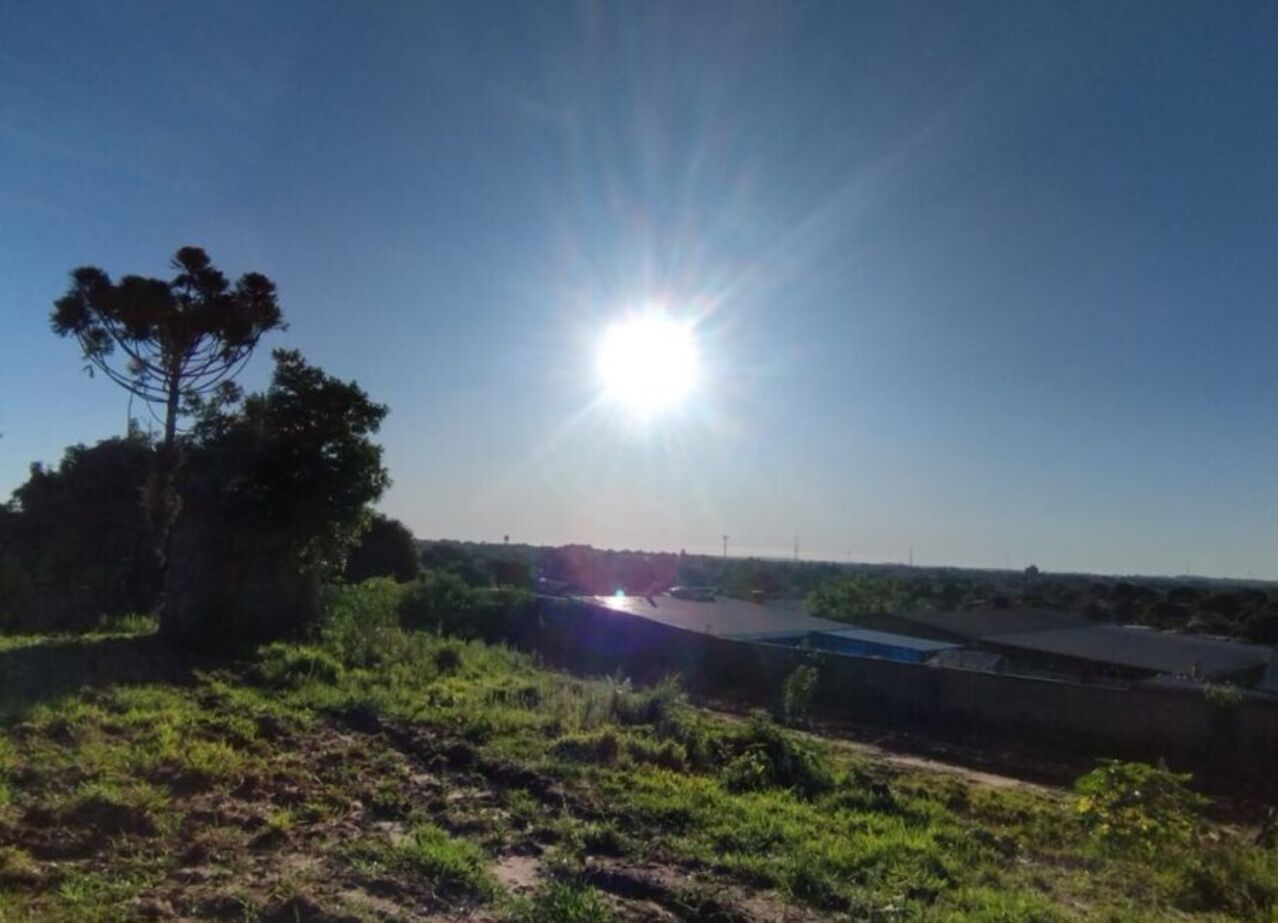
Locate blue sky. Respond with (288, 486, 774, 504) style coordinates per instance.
(3, 1, 1277, 577)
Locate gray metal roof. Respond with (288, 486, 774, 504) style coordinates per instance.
(578, 594, 845, 639)
(887, 607, 1088, 640)
(984, 624, 1271, 679)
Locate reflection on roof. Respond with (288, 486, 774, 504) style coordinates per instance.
(813, 627, 957, 653)
(579, 594, 844, 639)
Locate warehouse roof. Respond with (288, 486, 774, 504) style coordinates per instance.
(984, 624, 1271, 679)
(882, 607, 1088, 641)
(579, 594, 844, 639)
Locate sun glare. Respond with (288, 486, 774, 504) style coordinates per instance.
(596, 310, 699, 417)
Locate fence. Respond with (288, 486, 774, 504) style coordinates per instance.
(521, 598, 1278, 794)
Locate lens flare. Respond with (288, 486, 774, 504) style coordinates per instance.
(596, 310, 699, 417)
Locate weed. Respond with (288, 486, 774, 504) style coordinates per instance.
(516, 879, 614, 922)
(778, 664, 818, 727)
(176, 739, 248, 789)
(94, 612, 158, 635)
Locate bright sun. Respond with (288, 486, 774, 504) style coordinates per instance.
(596, 311, 699, 417)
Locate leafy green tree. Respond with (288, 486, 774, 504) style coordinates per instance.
(807, 575, 915, 623)
(344, 514, 420, 583)
(420, 542, 491, 588)
(164, 350, 389, 645)
(51, 247, 285, 450)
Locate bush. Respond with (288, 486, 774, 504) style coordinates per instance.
(719, 712, 834, 797)
(319, 579, 406, 667)
(255, 643, 345, 689)
(433, 643, 463, 674)
(1176, 843, 1278, 915)
(1, 435, 162, 633)
(1073, 760, 1207, 855)
(625, 737, 688, 772)
(612, 675, 683, 728)
(552, 729, 622, 765)
(778, 664, 819, 727)
(399, 570, 475, 633)
(1202, 683, 1243, 710)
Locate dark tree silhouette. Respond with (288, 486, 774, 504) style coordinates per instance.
(165, 349, 389, 644)
(51, 247, 285, 450)
(344, 515, 420, 583)
(1, 433, 162, 630)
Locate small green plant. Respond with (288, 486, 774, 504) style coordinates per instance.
(177, 739, 248, 789)
(778, 664, 819, 727)
(518, 880, 615, 923)
(1074, 760, 1207, 855)
(391, 823, 494, 898)
(320, 579, 406, 667)
(1202, 683, 1244, 710)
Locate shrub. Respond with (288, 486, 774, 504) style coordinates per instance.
(1202, 683, 1243, 710)
(1, 435, 162, 633)
(319, 579, 404, 667)
(433, 643, 463, 674)
(778, 664, 819, 727)
(399, 570, 475, 633)
(1176, 843, 1278, 915)
(553, 729, 623, 765)
(625, 737, 688, 772)
(255, 643, 345, 689)
(613, 675, 683, 728)
(718, 712, 833, 797)
(1073, 760, 1207, 855)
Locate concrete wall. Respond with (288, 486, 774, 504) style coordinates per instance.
(525, 598, 1278, 794)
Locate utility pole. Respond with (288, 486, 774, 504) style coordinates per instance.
(908, 545, 913, 568)
(722, 534, 728, 559)
(793, 535, 799, 562)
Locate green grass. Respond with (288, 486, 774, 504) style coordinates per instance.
(345, 822, 495, 899)
(1, 579, 1276, 920)
(515, 880, 615, 922)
